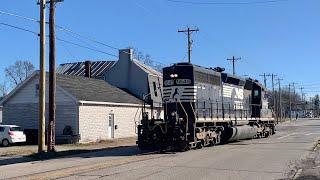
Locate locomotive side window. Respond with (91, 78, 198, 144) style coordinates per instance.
(254, 90, 259, 97)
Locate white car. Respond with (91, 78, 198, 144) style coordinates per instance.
(0, 125, 26, 147)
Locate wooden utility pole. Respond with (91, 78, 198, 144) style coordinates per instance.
(300, 87, 304, 101)
(271, 74, 277, 120)
(289, 84, 292, 120)
(276, 78, 283, 124)
(178, 27, 199, 63)
(292, 82, 296, 109)
(38, 0, 46, 153)
(299, 87, 305, 117)
(259, 73, 271, 88)
(227, 56, 241, 76)
(48, 0, 63, 152)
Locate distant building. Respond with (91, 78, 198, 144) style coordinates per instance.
(0, 72, 156, 143)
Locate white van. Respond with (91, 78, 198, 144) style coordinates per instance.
(0, 125, 26, 147)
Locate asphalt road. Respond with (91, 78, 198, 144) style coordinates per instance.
(0, 118, 320, 180)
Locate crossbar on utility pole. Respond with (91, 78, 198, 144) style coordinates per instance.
(259, 73, 271, 88)
(227, 56, 241, 76)
(178, 27, 199, 64)
(38, 0, 46, 154)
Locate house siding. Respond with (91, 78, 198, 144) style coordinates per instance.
(3, 102, 78, 136)
(2, 74, 78, 136)
(7, 75, 73, 104)
(78, 104, 144, 143)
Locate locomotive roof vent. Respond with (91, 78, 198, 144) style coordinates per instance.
(213, 67, 225, 72)
(176, 62, 192, 66)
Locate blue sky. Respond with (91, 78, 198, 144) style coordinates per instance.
(0, 0, 319, 95)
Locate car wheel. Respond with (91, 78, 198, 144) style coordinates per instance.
(2, 139, 10, 147)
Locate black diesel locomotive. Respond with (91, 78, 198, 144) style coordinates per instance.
(137, 62, 275, 151)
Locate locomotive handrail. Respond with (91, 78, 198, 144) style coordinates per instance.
(194, 100, 252, 120)
(178, 99, 189, 133)
(190, 101, 197, 119)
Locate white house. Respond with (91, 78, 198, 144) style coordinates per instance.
(0, 72, 152, 143)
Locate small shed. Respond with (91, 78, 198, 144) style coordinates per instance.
(0, 72, 149, 143)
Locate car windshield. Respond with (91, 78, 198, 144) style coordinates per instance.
(9, 127, 22, 131)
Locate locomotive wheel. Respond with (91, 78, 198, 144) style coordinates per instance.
(196, 141, 203, 149)
(209, 138, 215, 146)
(176, 141, 190, 152)
(204, 135, 210, 147)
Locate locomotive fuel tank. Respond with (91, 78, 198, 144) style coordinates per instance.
(227, 125, 258, 142)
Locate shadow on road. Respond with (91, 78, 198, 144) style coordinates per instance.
(0, 145, 165, 167)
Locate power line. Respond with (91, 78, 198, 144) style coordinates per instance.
(55, 38, 118, 57)
(0, 10, 119, 51)
(55, 24, 119, 50)
(0, 10, 167, 66)
(0, 10, 39, 23)
(0, 21, 118, 57)
(167, 0, 290, 5)
(0, 22, 38, 35)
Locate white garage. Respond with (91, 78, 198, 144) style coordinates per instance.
(0, 72, 149, 143)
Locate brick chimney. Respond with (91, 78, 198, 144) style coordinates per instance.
(85, 61, 92, 78)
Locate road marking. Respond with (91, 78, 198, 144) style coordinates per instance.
(277, 133, 296, 139)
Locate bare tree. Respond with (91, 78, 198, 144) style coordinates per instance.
(5, 60, 35, 87)
(144, 54, 153, 67)
(0, 81, 8, 97)
(131, 47, 165, 72)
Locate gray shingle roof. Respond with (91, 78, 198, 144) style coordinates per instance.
(57, 74, 142, 104)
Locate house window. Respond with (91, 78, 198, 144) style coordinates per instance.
(153, 82, 158, 97)
(35, 84, 40, 96)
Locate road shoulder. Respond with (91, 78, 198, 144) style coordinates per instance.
(289, 139, 320, 180)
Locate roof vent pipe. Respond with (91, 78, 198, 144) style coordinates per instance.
(85, 61, 92, 78)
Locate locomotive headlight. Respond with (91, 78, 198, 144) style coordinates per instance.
(170, 74, 178, 78)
